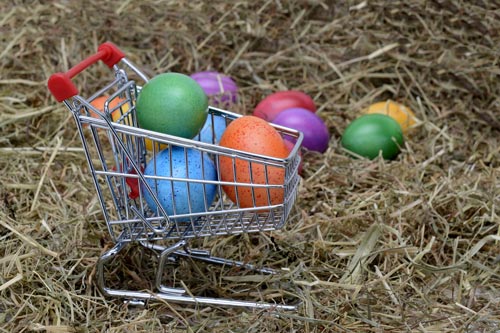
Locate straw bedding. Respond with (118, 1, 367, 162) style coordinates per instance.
(0, 1, 499, 332)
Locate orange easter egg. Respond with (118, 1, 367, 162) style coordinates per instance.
(88, 96, 131, 126)
(219, 116, 289, 209)
(89, 96, 128, 122)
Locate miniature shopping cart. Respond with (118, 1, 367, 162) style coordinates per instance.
(47, 42, 303, 310)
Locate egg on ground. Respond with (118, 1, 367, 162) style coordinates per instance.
(363, 100, 417, 133)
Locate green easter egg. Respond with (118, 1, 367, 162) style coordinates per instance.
(341, 114, 404, 160)
(136, 72, 208, 139)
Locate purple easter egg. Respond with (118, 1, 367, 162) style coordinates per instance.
(190, 71, 238, 106)
(272, 107, 329, 153)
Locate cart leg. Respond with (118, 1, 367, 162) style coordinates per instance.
(96, 241, 186, 300)
(95, 241, 134, 298)
(155, 240, 188, 295)
(96, 242, 123, 296)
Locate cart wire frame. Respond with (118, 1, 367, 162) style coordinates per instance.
(48, 42, 303, 310)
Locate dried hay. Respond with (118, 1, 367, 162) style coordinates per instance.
(1, 0, 499, 332)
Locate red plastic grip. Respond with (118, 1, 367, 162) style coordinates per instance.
(48, 42, 125, 102)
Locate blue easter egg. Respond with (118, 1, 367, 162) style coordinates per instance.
(195, 115, 227, 144)
(142, 147, 217, 222)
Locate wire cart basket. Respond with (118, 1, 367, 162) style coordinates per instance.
(47, 42, 303, 310)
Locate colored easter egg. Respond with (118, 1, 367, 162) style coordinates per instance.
(195, 114, 227, 144)
(144, 139, 168, 152)
(341, 114, 404, 160)
(87, 96, 128, 122)
(272, 107, 329, 153)
(253, 91, 316, 121)
(112, 164, 144, 200)
(190, 71, 238, 106)
(363, 100, 417, 133)
(125, 166, 142, 200)
(219, 116, 289, 209)
(136, 73, 208, 139)
(142, 147, 217, 222)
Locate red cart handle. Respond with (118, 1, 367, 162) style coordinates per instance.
(48, 42, 125, 102)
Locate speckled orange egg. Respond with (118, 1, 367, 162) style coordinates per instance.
(219, 116, 289, 209)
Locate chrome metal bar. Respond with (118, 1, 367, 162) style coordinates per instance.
(104, 289, 298, 311)
(139, 240, 277, 275)
(155, 240, 188, 295)
(172, 249, 278, 275)
(96, 241, 128, 296)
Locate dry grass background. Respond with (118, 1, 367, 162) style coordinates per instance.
(1, 0, 500, 332)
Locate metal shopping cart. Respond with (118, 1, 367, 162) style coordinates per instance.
(47, 42, 303, 310)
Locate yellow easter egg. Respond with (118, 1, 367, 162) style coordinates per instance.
(144, 139, 168, 152)
(363, 100, 417, 133)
